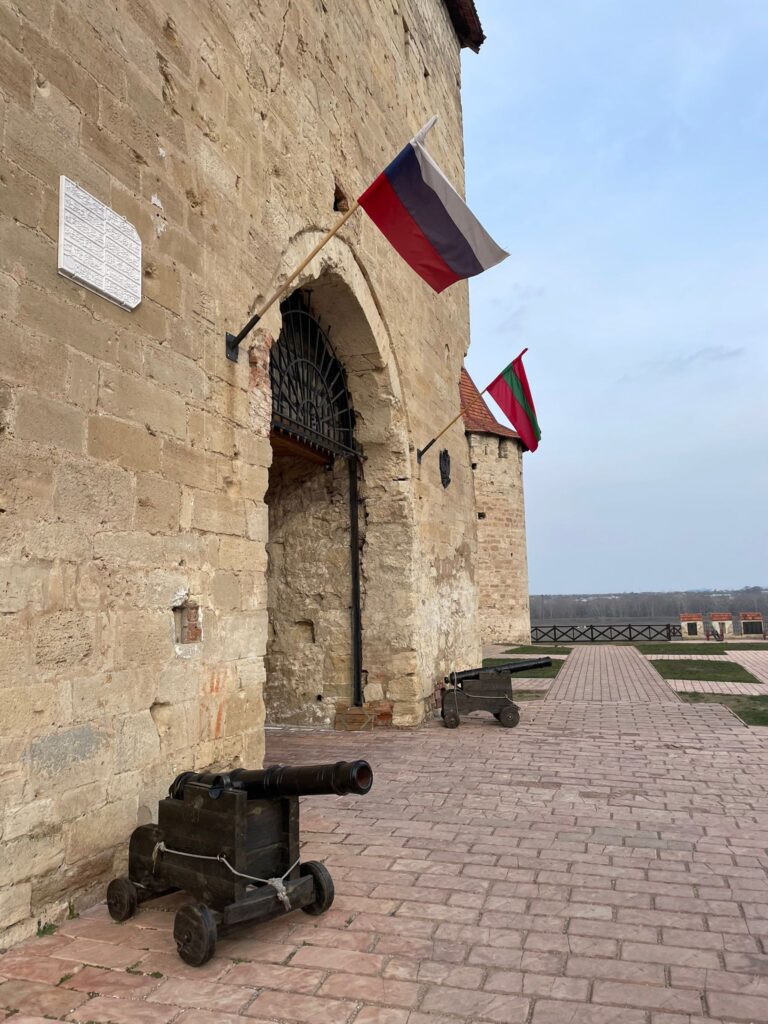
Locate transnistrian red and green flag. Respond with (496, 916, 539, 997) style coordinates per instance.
(486, 349, 541, 452)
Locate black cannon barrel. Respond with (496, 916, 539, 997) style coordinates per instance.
(446, 658, 552, 683)
(169, 760, 373, 800)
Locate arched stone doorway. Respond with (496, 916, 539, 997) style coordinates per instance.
(263, 264, 423, 727)
(265, 290, 361, 724)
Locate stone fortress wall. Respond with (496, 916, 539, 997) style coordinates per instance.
(460, 369, 531, 646)
(0, 0, 487, 942)
(469, 433, 531, 645)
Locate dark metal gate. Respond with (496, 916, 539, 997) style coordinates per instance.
(270, 292, 356, 459)
(269, 291, 363, 706)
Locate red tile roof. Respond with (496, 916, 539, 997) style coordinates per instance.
(460, 368, 519, 439)
(443, 0, 485, 52)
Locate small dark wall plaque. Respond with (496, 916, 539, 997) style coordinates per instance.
(439, 449, 451, 488)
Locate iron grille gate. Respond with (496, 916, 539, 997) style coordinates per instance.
(531, 624, 683, 643)
(269, 291, 363, 706)
(270, 292, 356, 459)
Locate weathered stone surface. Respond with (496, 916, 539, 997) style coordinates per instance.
(53, 460, 133, 528)
(0, 882, 31, 928)
(28, 724, 110, 782)
(134, 473, 181, 534)
(99, 367, 187, 440)
(32, 612, 96, 671)
(88, 415, 161, 472)
(266, 456, 355, 726)
(63, 798, 138, 862)
(14, 392, 85, 453)
(470, 434, 531, 644)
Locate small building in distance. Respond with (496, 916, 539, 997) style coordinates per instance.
(710, 613, 734, 638)
(680, 613, 704, 638)
(740, 612, 765, 636)
(461, 368, 531, 644)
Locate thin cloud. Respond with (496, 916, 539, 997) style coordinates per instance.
(618, 344, 746, 383)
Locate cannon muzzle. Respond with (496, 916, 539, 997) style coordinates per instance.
(169, 760, 373, 801)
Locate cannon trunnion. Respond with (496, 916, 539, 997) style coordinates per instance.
(107, 760, 373, 966)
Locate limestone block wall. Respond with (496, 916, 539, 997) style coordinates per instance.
(266, 454, 360, 726)
(0, 0, 482, 937)
(414, 419, 483, 695)
(469, 434, 531, 645)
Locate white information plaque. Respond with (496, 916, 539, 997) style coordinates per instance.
(58, 176, 142, 310)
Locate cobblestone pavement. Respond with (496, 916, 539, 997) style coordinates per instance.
(546, 644, 679, 703)
(6, 651, 768, 1023)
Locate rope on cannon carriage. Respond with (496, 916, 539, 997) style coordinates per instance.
(151, 842, 301, 910)
(445, 670, 518, 724)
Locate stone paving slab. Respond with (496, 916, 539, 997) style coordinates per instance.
(546, 645, 678, 703)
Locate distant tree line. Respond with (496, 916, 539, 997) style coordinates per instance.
(530, 587, 767, 623)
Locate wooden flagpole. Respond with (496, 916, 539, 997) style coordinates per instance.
(224, 115, 439, 363)
(225, 200, 360, 362)
(417, 382, 490, 463)
(417, 349, 528, 463)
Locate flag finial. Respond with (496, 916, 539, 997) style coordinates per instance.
(412, 115, 438, 146)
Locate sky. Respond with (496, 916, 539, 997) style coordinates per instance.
(461, 0, 768, 595)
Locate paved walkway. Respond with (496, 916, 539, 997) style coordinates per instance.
(512, 679, 768, 696)
(670, 679, 768, 695)
(648, 654, 732, 661)
(483, 645, 568, 661)
(546, 644, 679, 703)
(6, 647, 768, 1024)
(729, 651, 768, 684)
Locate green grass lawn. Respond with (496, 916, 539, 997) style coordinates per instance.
(679, 692, 768, 726)
(650, 659, 761, 684)
(506, 645, 572, 656)
(483, 657, 562, 679)
(636, 642, 768, 655)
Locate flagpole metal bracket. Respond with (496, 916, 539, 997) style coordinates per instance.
(225, 313, 261, 363)
(416, 438, 436, 464)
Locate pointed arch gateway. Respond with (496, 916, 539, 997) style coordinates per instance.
(263, 263, 422, 728)
(262, 239, 423, 729)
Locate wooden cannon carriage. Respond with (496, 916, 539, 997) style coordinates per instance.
(441, 658, 551, 728)
(107, 760, 372, 965)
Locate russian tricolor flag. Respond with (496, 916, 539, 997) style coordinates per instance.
(358, 118, 508, 293)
